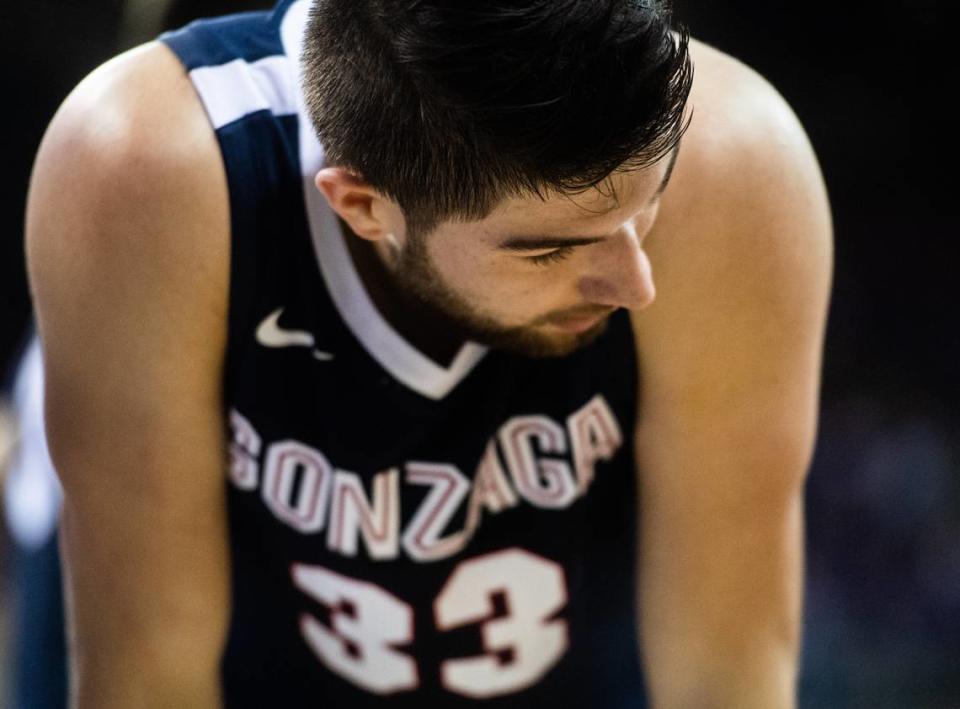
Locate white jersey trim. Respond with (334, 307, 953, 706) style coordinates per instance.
(280, 0, 488, 401)
(190, 54, 297, 130)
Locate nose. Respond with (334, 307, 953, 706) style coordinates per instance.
(577, 229, 656, 311)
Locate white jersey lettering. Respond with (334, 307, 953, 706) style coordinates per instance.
(567, 395, 624, 494)
(402, 463, 472, 562)
(500, 416, 578, 509)
(327, 468, 400, 560)
(229, 408, 261, 490)
(262, 440, 333, 533)
(231, 395, 623, 561)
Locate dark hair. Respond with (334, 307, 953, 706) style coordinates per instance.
(303, 0, 693, 234)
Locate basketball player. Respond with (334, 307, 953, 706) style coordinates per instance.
(24, 0, 832, 706)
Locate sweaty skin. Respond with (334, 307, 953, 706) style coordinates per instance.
(27, 33, 830, 709)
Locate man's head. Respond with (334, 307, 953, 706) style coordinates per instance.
(303, 0, 693, 356)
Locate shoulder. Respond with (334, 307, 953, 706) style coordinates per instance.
(27, 41, 229, 335)
(34, 41, 221, 188)
(27, 40, 227, 258)
(27, 41, 230, 416)
(658, 38, 832, 242)
(48, 40, 215, 158)
(642, 38, 833, 325)
(632, 38, 832, 449)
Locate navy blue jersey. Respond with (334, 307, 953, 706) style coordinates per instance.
(161, 2, 647, 706)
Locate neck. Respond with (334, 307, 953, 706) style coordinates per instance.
(340, 220, 467, 368)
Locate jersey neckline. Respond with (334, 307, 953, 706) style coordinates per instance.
(279, 0, 488, 402)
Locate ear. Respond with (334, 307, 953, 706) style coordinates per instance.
(314, 167, 404, 243)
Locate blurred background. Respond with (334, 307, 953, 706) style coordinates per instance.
(0, 0, 956, 707)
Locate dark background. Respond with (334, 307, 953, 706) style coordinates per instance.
(1, 1, 957, 706)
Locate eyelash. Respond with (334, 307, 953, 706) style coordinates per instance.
(526, 246, 576, 266)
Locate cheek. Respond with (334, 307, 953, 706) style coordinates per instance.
(492, 268, 584, 323)
(423, 236, 476, 280)
(427, 240, 578, 317)
(429, 243, 492, 294)
(424, 241, 510, 310)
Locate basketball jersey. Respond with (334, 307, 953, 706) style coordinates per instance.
(161, 2, 648, 706)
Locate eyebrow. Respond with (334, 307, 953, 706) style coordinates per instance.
(500, 235, 607, 252)
(499, 143, 681, 252)
(654, 142, 681, 199)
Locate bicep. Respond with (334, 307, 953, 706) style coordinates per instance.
(27, 43, 232, 699)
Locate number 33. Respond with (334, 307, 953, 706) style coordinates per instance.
(292, 548, 569, 698)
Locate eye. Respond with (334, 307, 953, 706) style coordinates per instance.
(526, 246, 575, 266)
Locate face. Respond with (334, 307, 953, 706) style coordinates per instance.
(388, 149, 678, 358)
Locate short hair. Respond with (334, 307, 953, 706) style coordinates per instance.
(302, 0, 693, 235)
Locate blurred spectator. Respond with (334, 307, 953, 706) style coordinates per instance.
(4, 339, 61, 555)
(3, 337, 65, 709)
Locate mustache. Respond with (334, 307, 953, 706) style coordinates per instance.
(533, 305, 617, 324)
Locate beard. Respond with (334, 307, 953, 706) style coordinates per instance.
(391, 232, 612, 359)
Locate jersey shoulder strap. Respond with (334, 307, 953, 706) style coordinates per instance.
(158, 2, 323, 396)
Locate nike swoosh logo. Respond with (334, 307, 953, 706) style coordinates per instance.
(255, 308, 334, 361)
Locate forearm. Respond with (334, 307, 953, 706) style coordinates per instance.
(67, 607, 222, 707)
(60, 506, 228, 709)
(644, 646, 798, 709)
(72, 668, 223, 709)
(639, 493, 805, 709)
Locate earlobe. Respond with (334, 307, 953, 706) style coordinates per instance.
(314, 167, 385, 243)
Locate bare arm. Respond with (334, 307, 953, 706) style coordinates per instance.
(26, 43, 231, 707)
(631, 44, 833, 708)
